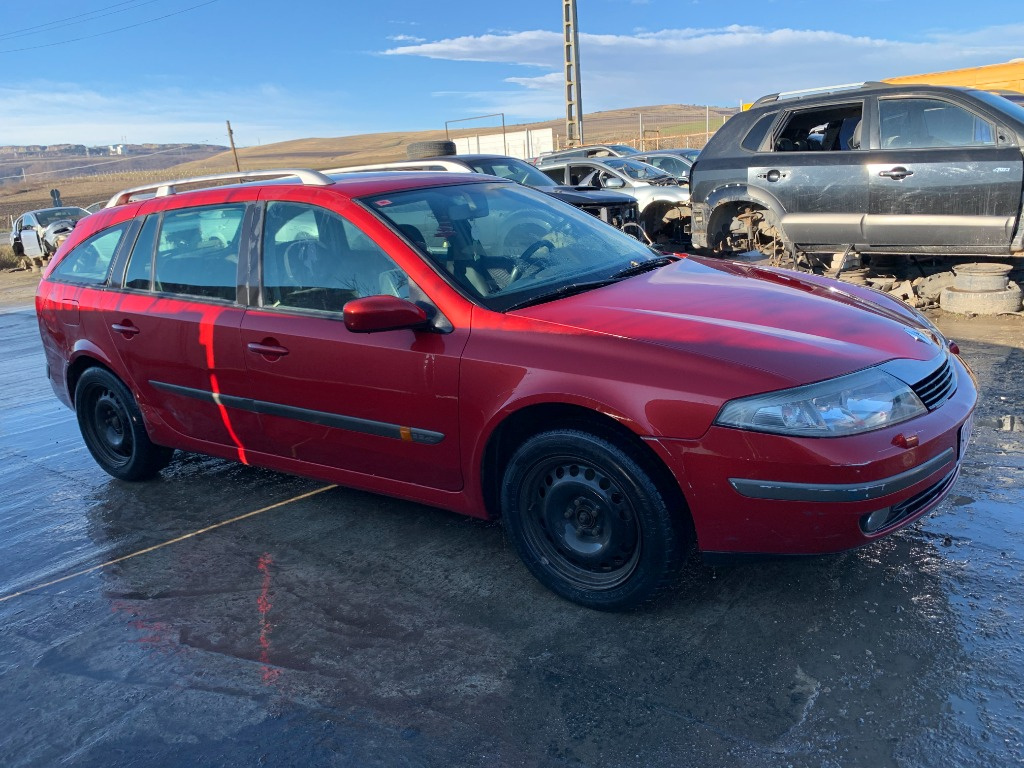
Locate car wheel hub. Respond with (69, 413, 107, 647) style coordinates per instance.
(526, 459, 640, 582)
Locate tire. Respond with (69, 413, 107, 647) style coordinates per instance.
(406, 140, 457, 160)
(75, 367, 174, 481)
(501, 429, 687, 611)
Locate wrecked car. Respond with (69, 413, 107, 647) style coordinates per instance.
(9, 206, 91, 261)
(689, 82, 1024, 266)
(536, 156, 691, 246)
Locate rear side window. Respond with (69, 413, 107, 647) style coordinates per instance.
(50, 223, 130, 285)
(150, 204, 245, 300)
(741, 113, 777, 151)
(123, 215, 159, 290)
(772, 103, 863, 151)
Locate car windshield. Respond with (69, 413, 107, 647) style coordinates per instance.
(363, 181, 663, 312)
(35, 207, 89, 227)
(606, 145, 637, 155)
(461, 157, 558, 189)
(602, 157, 674, 181)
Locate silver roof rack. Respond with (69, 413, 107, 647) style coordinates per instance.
(752, 81, 890, 107)
(104, 168, 333, 208)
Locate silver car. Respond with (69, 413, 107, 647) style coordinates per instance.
(536, 156, 690, 244)
(9, 206, 90, 260)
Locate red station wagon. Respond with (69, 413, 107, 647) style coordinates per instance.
(35, 169, 978, 610)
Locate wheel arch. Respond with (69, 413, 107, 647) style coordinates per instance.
(705, 184, 786, 234)
(479, 402, 694, 538)
(66, 353, 119, 407)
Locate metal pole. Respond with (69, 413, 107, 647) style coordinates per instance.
(705, 106, 710, 145)
(563, 0, 584, 145)
(226, 121, 241, 172)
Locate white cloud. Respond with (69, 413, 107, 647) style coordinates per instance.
(384, 23, 1024, 113)
(388, 34, 426, 43)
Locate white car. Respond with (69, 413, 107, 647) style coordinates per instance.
(9, 206, 90, 260)
(536, 157, 691, 245)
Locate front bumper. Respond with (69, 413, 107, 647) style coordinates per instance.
(648, 354, 977, 557)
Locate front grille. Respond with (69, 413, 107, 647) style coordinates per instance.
(911, 358, 955, 410)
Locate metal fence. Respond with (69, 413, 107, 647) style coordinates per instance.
(567, 106, 738, 151)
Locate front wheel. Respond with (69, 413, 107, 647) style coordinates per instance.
(501, 429, 687, 610)
(75, 367, 174, 481)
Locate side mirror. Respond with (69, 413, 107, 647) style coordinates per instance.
(603, 176, 626, 189)
(343, 295, 429, 333)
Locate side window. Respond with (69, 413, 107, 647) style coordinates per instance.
(741, 113, 777, 151)
(540, 167, 565, 184)
(773, 103, 863, 151)
(262, 201, 408, 312)
(153, 204, 245, 300)
(123, 214, 159, 290)
(879, 98, 995, 148)
(50, 223, 129, 285)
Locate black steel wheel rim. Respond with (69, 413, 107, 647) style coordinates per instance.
(518, 455, 641, 590)
(84, 386, 133, 468)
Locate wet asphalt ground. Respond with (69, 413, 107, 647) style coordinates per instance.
(1, 295, 1022, 768)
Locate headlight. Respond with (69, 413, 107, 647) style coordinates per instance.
(715, 367, 927, 437)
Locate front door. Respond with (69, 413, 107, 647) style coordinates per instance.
(238, 199, 467, 491)
(864, 96, 1022, 250)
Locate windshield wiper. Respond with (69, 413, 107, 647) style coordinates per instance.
(505, 279, 619, 311)
(611, 255, 677, 279)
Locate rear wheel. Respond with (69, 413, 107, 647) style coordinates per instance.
(501, 429, 686, 610)
(75, 368, 173, 481)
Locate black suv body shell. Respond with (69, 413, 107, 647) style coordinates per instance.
(690, 84, 1024, 257)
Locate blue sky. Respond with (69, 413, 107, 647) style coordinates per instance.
(1, 0, 1021, 147)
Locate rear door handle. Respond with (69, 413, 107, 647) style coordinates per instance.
(878, 167, 914, 180)
(111, 321, 140, 337)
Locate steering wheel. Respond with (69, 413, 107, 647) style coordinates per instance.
(283, 238, 328, 285)
(509, 239, 555, 282)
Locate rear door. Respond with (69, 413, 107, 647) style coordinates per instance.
(749, 101, 868, 247)
(237, 192, 468, 491)
(864, 95, 1022, 250)
(99, 201, 260, 461)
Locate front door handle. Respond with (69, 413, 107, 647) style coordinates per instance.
(878, 167, 914, 180)
(247, 340, 289, 360)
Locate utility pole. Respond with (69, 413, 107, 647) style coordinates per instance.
(226, 120, 241, 172)
(563, 0, 584, 146)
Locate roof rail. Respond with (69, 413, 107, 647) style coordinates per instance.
(752, 81, 890, 107)
(104, 168, 333, 208)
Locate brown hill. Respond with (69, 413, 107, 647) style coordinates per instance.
(1, 104, 734, 224)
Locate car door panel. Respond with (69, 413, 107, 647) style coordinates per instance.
(865, 147, 1022, 247)
(238, 310, 466, 491)
(100, 293, 257, 458)
(753, 154, 869, 244)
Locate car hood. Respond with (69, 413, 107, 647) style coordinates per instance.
(515, 257, 945, 388)
(542, 186, 637, 206)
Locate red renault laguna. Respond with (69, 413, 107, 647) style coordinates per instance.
(36, 169, 977, 610)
